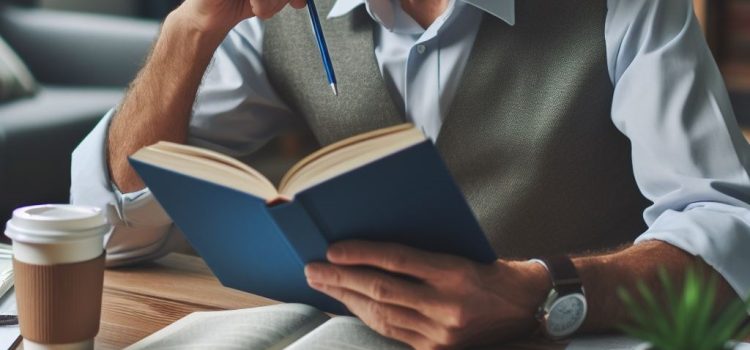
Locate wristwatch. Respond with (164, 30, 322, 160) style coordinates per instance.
(531, 256, 587, 339)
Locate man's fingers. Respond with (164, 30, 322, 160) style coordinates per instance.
(269, 0, 293, 17)
(290, 0, 307, 9)
(305, 263, 435, 310)
(309, 283, 442, 349)
(249, 0, 286, 19)
(326, 241, 462, 280)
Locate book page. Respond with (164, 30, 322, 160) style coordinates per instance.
(279, 124, 425, 197)
(285, 316, 409, 350)
(126, 304, 329, 350)
(131, 124, 423, 201)
(131, 142, 279, 201)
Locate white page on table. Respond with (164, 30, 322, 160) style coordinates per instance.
(285, 316, 409, 350)
(0, 287, 20, 349)
(126, 304, 329, 350)
(0, 258, 14, 298)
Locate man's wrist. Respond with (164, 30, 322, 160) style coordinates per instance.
(485, 260, 553, 338)
(108, 5, 227, 194)
(507, 260, 553, 314)
(165, 7, 232, 50)
(526, 260, 554, 304)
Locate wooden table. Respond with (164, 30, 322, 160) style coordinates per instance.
(96, 253, 563, 349)
(97, 254, 276, 349)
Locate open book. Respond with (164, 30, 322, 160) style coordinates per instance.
(126, 304, 408, 350)
(126, 304, 673, 350)
(129, 124, 496, 314)
(132, 124, 427, 203)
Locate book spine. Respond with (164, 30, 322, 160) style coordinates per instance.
(269, 201, 329, 264)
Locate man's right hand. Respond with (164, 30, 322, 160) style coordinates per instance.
(109, 0, 306, 193)
(178, 0, 308, 35)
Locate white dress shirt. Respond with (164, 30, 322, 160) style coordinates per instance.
(71, 0, 750, 300)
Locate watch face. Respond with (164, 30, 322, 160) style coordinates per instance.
(546, 294, 587, 338)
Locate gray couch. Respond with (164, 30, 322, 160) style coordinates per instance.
(732, 91, 750, 127)
(0, 6, 158, 225)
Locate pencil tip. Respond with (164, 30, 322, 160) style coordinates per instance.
(331, 83, 338, 96)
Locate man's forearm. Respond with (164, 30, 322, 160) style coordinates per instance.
(575, 240, 740, 332)
(108, 10, 228, 193)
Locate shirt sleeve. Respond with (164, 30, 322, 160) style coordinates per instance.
(70, 18, 294, 266)
(71, 109, 180, 266)
(607, 0, 750, 299)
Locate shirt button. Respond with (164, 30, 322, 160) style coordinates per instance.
(416, 44, 426, 54)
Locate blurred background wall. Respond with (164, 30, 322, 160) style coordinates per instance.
(38, 0, 138, 16)
(24, 0, 181, 18)
(695, 0, 750, 126)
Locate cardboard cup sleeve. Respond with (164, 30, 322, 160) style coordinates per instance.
(13, 253, 105, 344)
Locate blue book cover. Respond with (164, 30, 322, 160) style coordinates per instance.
(129, 131, 496, 314)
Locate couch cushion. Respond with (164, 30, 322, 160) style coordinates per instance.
(0, 86, 123, 223)
(0, 7, 158, 87)
(0, 36, 36, 102)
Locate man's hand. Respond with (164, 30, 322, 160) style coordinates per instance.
(304, 241, 551, 350)
(304, 241, 741, 349)
(179, 0, 307, 34)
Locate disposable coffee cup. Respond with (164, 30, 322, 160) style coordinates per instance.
(5, 205, 110, 350)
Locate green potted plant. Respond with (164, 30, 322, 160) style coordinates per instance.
(618, 267, 750, 350)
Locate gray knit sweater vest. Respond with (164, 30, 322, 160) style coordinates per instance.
(262, 0, 651, 258)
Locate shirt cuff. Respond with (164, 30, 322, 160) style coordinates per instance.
(634, 202, 750, 300)
(70, 108, 175, 264)
(111, 182, 172, 228)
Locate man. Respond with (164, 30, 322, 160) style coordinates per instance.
(71, 0, 750, 348)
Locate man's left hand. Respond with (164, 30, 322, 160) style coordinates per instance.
(304, 241, 551, 350)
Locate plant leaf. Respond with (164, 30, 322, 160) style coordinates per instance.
(692, 273, 719, 349)
(673, 269, 698, 349)
(618, 287, 651, 329)
(707, 298, 748, 346)
(658, 267, 677, 315)
(617, 266, 749, 350)
(636, 280, 672, 340)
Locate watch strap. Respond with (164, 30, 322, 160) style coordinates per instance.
(532, 256, 587, 340)
(538, 256, 582, 296)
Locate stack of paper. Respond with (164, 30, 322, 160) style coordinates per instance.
(0, 243, 19, 349)
(0, 244, 13, 299)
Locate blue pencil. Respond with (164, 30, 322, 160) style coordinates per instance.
(306, 0, 338, 96)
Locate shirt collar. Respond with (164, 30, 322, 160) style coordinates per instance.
(327, 0, 515, 26)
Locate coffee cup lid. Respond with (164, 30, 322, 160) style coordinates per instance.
(5, 205, 110, 244)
